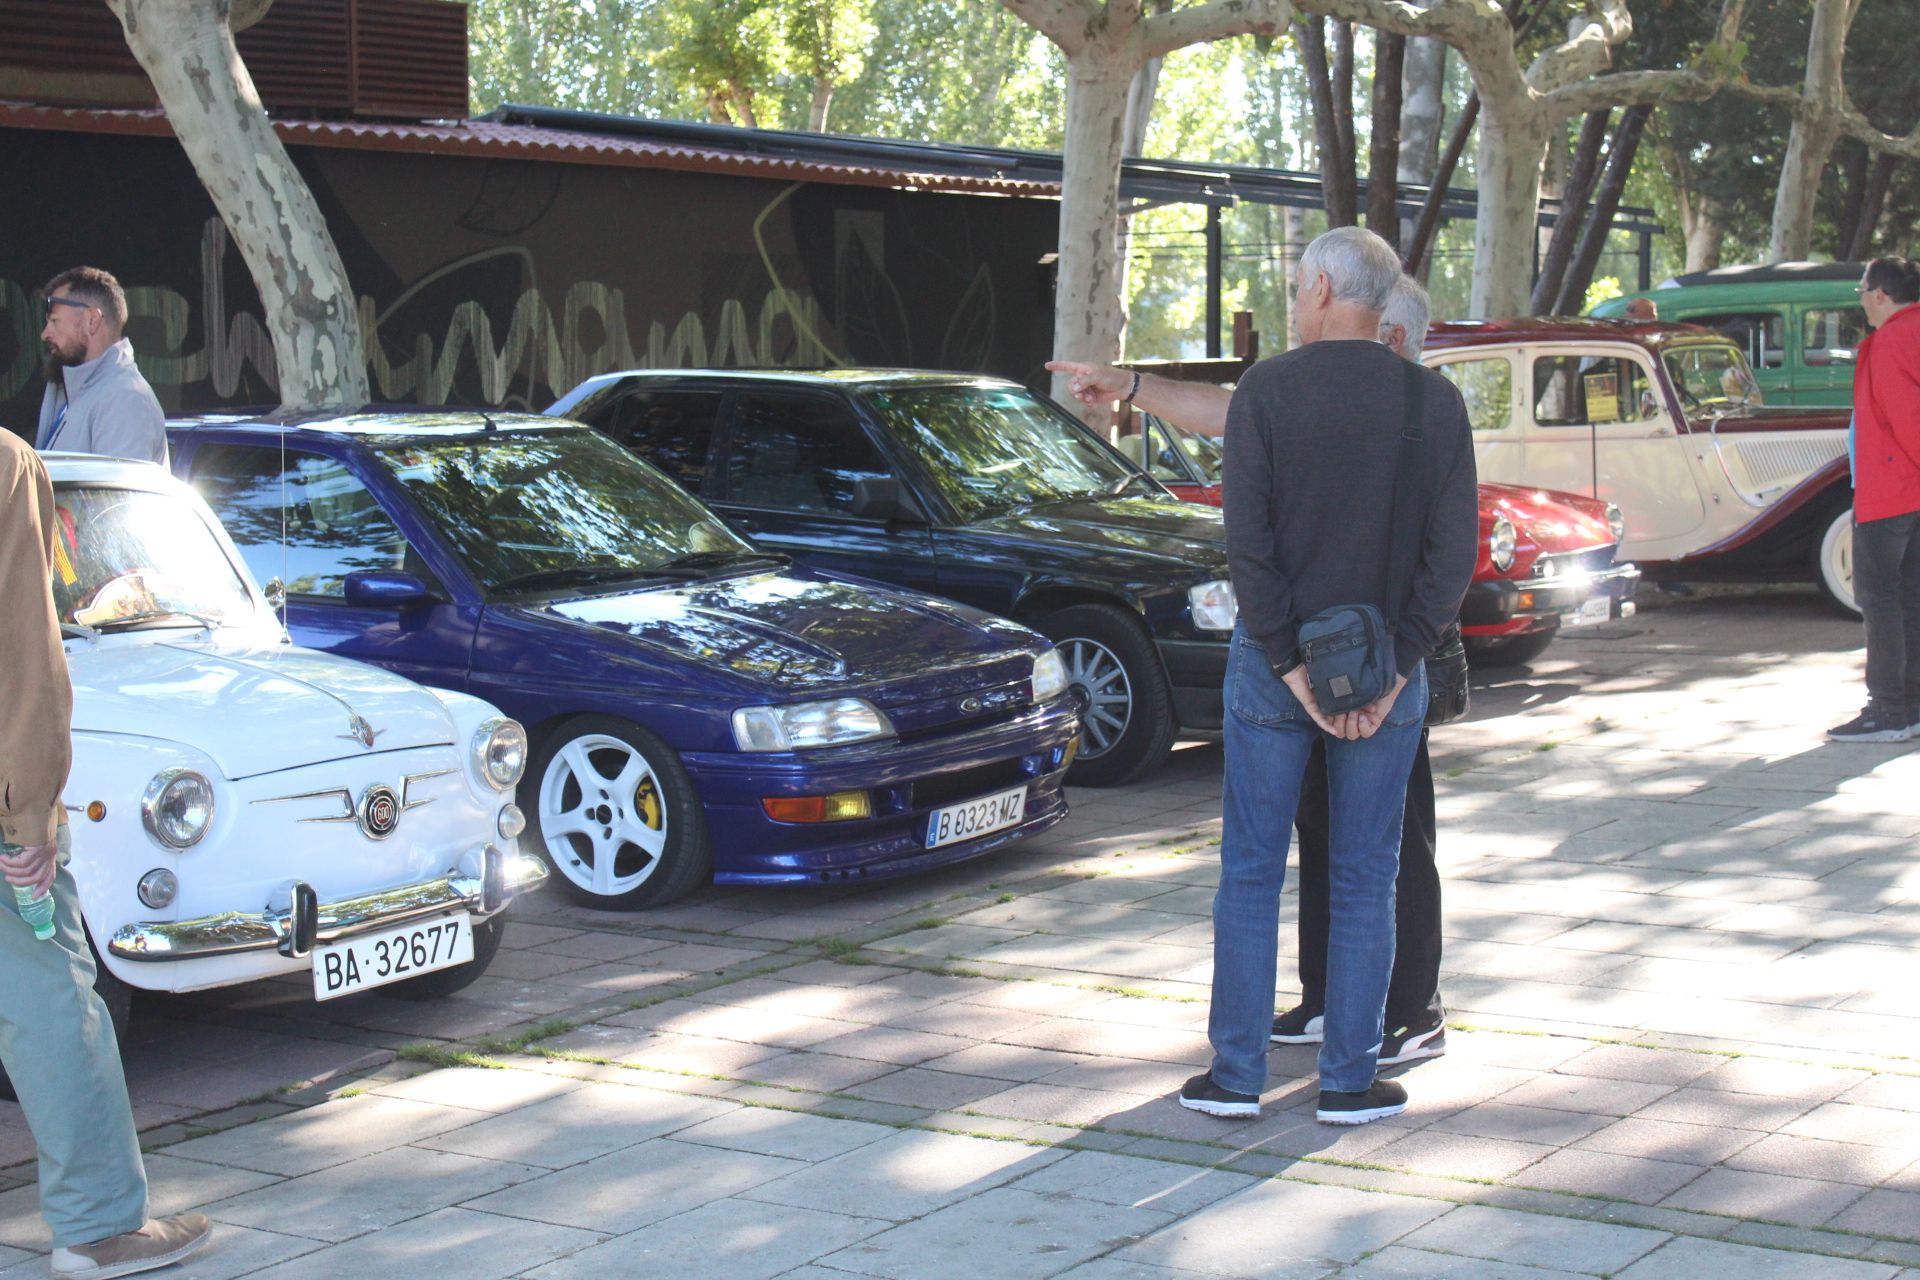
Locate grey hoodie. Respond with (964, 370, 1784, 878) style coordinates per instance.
(35, 338, 168, 466)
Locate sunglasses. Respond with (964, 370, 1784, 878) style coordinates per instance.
(43, 295, 95, 319)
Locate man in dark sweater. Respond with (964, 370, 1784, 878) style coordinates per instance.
(1185, 227, 1477, 1125)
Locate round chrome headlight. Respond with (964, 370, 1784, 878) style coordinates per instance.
(1605, 503, 1626, 544)
(474, 719, 528, 790)
(1489, 517, 1517, 574)
(141, 769, 214, 849)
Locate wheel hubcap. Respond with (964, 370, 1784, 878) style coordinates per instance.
(1059, 636, 1132, 760)
(538, 734, 668, 897)
(1824, 515, 1857, 612)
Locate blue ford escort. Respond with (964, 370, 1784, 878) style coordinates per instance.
(170, 413, 1079, 909)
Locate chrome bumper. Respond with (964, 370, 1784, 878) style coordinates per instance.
(108, 846, 549, 962)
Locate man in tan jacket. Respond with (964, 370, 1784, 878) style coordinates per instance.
(0, 431, 211, 1277)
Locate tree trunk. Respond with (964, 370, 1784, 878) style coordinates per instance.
(732, 83, 760, 129)
(1555, 103, 1652, 315)
(1113, 17, 1167, 391)
(1049, 58, 1135, 407)
(1397, 28, 1447, 246)
(1403, 91, 1477, 280)
(1769, 0, 1854, 262)
(1685, 195, 1725, 272)
(1531, 109, 1610, 314)
(1331, 19, 1356, 180)
(1470, 97, 1551, 318)
(110, 0, 366, 412)
(1845, 152, 1897, 259)
(809, 77, 834, 131)
(1835, 141, 1869, 255)
(1299, 17, 1357, 226)
(1367, 31, 1405, 249)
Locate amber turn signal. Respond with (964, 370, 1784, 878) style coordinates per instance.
(762, 791, 872, 823)
(86, 801, 108, 822)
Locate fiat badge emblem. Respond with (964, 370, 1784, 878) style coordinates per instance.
(358, 784, 401, 840)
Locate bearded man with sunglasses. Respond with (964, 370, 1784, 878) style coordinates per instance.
(34, 267, 167, 466)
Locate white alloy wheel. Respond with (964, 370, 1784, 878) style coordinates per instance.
(1058, 635, 1133, 760)
(538, 731, 669, 898)
(1816, 506, 1860, 617)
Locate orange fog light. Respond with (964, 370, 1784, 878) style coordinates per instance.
(762, 791, 871, 823)
(1517, 592, 1537, 610)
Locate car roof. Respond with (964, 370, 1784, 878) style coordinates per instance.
(41, 452, 180, 486)
(169, 408, 577, 445)
(1424, 317, 1734, 352)
(576, 368, 1023, 391)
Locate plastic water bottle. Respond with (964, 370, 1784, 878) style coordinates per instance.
(0, 845, 56, 942)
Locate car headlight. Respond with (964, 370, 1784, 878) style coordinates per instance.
(473, 718, 528, 790)
(1490, 517, 1517, 573)
(732, 699, 894, 751)
(141, 769, 214, 849)
(1189, 579, 1238, 631)
(1031, 649, 1068, 702)
(1605, 503, 1626, 544)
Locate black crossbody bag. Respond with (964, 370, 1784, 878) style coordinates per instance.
(1297, 361, 1468, 725)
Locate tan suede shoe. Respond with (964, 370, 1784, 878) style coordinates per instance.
(50, 1214, 212, 1279)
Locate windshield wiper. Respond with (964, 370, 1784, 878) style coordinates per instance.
(90, 610, 220, 633)
(648, 549, 791, 576)
(1108, 472, 1157, 497)
(491, 564, 664, 594)
(60, 622, 100, 642)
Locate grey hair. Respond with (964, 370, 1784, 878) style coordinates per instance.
(1379, 275, 1432, 361)
(1296, 226, 1402, 313)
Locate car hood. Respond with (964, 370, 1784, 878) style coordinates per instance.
(965, 496, 1229, 571)
(1479, 482, 1616, 551)
(531, 569, 1038, 695)
(69, 635, 458, 780)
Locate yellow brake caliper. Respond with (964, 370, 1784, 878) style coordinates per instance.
(634, 776, 664, 831)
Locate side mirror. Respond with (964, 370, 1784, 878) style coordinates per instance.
(262, 576, 287, 610)
(851, 477, 928, 524)
(344, 570, 431, 607)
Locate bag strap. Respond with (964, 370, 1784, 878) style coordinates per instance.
(1384, 359, 1427, 625)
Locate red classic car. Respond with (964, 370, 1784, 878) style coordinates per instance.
(1423, 318, 1856, 615)
(1120, 414, 1640, 665)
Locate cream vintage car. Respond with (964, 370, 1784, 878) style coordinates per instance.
(42, 453, 546, 1040)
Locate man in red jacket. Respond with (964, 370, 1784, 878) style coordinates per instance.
(1834, 256, 1920, 742)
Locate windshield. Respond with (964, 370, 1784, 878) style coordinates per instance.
(1170, 422, 1223, 485)
(51, 485, 256, 630)
(376, 429, 757, 593)
(865, 386, 1138, 519)
(1663, 342, 1763, 411)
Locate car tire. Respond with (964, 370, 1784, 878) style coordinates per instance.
(1036, 603, 1176, 787)
(1463, 624, 1559, 667)
(0, 930, 132, 1103)
(384, 914, 507, 1001)
(1813, 501, 1861, 618)
(522, 716, 712, 911)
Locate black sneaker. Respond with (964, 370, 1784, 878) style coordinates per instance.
(1316, 1079, 1409, 1126)
(1828, 705, 1914, 743)
(1379, 1018, 1447, 1066)
(1179, 1072, 1261, 1118)
(1270, 1005, 1325, 1044)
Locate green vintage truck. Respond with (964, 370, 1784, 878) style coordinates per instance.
(1589, 262, 1866, 408)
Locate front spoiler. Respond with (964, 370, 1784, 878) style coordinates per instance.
(108, 846, 548, 962)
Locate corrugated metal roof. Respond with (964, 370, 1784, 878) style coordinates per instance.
(0, 100, 1062, 197)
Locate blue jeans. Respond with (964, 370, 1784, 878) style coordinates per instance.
(1209, 629, 1427, 1096)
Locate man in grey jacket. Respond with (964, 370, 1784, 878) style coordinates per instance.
(35, 267, 168, 466)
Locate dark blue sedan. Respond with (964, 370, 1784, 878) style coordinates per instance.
(169, 414, 1079, 910)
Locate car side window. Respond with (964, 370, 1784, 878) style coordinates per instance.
(190, 443, 421, 599)
(1436, 357, 1514, 432)
(1531, 355, 1658, 428)
(721, 392, 891, 514)
(1688, 311, 1785, 370)
(1801, 307, 1867, 368)
(1118, 415, 1189, 483)
(595, 387, 724, 494)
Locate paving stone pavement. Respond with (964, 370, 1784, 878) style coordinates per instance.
(4, 586, 1920, 1278)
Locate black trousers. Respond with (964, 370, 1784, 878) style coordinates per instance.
(1291, 729, 1442, 1028)
(1855, 511, 1920, 713)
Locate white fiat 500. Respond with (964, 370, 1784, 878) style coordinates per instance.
(44, 454, 546, 1026)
